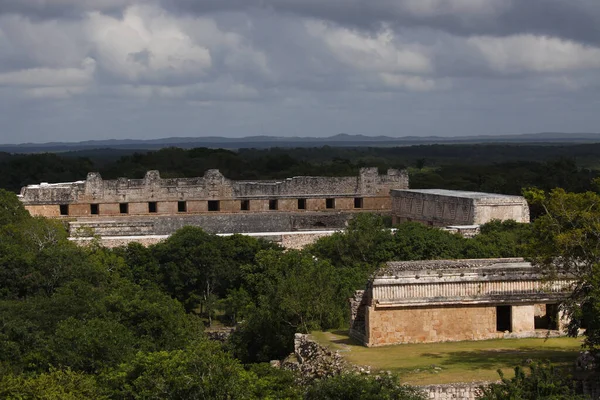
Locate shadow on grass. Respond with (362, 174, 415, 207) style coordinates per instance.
(328, 330, 363, 346)
(439, 347, 579, 371)
(421, 353, 444, 359)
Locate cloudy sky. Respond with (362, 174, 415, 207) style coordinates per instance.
(1, 0, 600, 143)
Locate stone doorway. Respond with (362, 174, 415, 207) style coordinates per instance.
(496, 305, 512, 332)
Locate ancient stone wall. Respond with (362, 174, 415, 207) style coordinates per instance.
(70, 230, 338, 249)
(349, 290, 368, 343)
(366, 304, 501, 346)
(20, 168, 408, 219)
(355, 258, 573, 346)
(391, 189, 529, 226)
(68, 211, 357, 236)
(420, 382, 488, 400)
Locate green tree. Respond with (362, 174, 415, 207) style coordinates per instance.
(103, 339, 251, 400)
(477, 362, 585, 400)
(304, 373, 426, 400)
(0, 189, 30, 227)
(0, 368, 106, 400)
(244, 363, 302, 400)
(152, 227, 278, 318)
(229, 250, 343, 362)
(525, 187, 600, 353)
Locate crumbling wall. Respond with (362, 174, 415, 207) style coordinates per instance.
(349, 290, 368, 343)
(281, 333, 369, 384)
(20, 168, 408, 206)
(420, 382, 488, 400)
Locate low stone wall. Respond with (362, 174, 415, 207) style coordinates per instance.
(69, 211, 357, 236)
(70, 230, 338, 249)
(71, 235, 168, 248)
(280, 231, 334, 249)
(420, 382, 488, 400)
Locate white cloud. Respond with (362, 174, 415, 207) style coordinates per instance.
(85, 5, 212, 82)
(1, 0, 600, 142)
(306, 21, 432, 75)
(469, 34, 600, 73)
(0, 14, 89, 70)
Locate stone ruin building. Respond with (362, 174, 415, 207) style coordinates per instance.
(17, 168, 534, 248)
(350, 258, 573, 346)
(391, 189, 530, 228)
(18, 167, 409, 246)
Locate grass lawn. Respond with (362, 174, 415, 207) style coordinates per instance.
(311, 330, 583, 385)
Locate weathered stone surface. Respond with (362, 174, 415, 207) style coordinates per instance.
(20, 168, 407, 240)
(353, 258, 574, 346)
(20, 168, 407, 209)
(420, 382, 489, 400)
(281, 333, 369, 384)
(70, 230, 337, 249)
(391, 189, 530, 226)
(69, 211, 355, 236)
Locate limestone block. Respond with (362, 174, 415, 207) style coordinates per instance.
(187, 200, 207, 213)
(511, 305, 535, 333)
(307, 198, 326, 211)
(159, 201, 178, 214)
(277, 199, 298, 212)
(25, 205, 61, 217)
(363, 196, 391, 210)
(334, 197, 354, 210)
(69, 203, 91, 217)
(128, 202, 149, 215)
(99, 203, 121, 216)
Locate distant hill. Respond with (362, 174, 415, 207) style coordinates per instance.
(2, 132, 600, 153)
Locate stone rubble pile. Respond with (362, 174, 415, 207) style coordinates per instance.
(279, 333, 370, 384)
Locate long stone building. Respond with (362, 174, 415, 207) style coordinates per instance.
(18, 168, 409, 239)
(391, 189, 530, 227)
(350, 258, 572, 346)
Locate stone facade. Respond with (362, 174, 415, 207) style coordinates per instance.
(350, 258, 573, 347)
(19, 168, 407, 236)
(70, 230, 337, 249)
(420, 382, 488, 400)
(391, 189, 530, 227)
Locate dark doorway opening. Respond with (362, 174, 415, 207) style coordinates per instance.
(148, 202, 157, 213)
(208, 201, 220, 212)
(535, 304, 559, 330)
(178, 201, 187, 213)
(298, 199, 306, 210)
(119, 203, 128, 214)
(59, 204, 69, 216)
(240, 200, 250, 211)
(354, 197, 363, 209)
(326, 198, 335, 209)
(269, 199, 278, 210)
(496, 305, 512, 332)
(90, 204, 99, 215)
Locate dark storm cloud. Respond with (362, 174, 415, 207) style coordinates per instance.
(160, 0, 600, 44)
(1, 0, 600, 144)
(0, 0, 137, 19)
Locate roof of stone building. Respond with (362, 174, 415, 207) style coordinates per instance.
(379, 258, 528, 276)
(390, 189, 525, 200)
